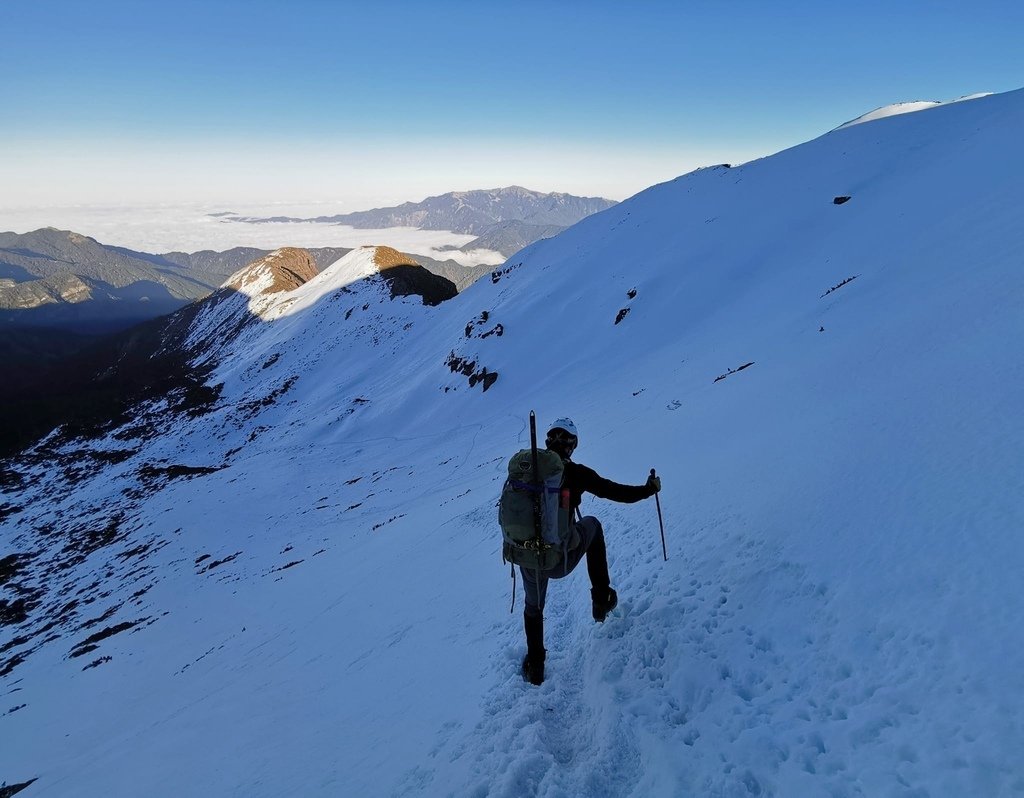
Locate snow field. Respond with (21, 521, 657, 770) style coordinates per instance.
(3, 89, 1024, 797)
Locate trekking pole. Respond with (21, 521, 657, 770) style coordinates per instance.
(651, 468, 667, 561)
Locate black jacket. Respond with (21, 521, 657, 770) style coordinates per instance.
(560, 459, 653, 512)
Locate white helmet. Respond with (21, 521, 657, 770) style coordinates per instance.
(548, 417, 578, 438)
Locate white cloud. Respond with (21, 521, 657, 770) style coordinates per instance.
(0, 201, 497, 258)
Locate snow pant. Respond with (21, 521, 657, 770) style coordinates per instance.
(520, 515, 609, 621)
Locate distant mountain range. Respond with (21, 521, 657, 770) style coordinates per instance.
(0, 228, 215, 332)
(0, 229, 458, 335)
(217, 186, 617, 252)
(1, 188, 615, 338)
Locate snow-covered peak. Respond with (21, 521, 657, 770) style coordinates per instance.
(297, 244, 418, 291)
(319, 244, 385, 283)
(223, 247, 318, 299)
(260, 245, 432, 318)
(182, 242, 455, 378)
(214, 245, 421, 324)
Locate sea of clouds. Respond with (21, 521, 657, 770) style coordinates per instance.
(0, 201, 506, 267)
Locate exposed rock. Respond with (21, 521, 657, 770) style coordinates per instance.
(137, 463, 224, 482)
(372, 248, 457, 306)
(0, 777, 37, 797)
(714, 362, 755, 383)
(225, 247, 318, 296)
(373, 246, 420, 271)
(445, 352, 499, 392)
(821, 275, 859, 297)
(491, 262, 522, 284)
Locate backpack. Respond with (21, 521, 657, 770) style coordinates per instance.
(498, 446, 572, 571)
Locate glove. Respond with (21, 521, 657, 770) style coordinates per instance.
(646, 473, 662, 494)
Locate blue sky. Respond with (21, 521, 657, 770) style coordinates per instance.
(2, 0, 1022, 209)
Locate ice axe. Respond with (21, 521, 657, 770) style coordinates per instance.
(651, 468, 667, 561)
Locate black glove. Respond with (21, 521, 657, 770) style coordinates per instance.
(646, 473, 662, 494)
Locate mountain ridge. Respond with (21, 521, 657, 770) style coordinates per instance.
(218, 185, 617, 249)
(2, 90, 1022, 797)
(0, 229, 352, 332)
(0, 245, 457, 456)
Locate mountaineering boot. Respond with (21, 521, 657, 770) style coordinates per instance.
(591, 587, 618, 622)
(522, 612, 546, 685)
(522, 652, 546, 686)
(585, 521, 611, 590)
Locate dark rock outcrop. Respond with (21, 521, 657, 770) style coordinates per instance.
(372, 247, 457, 306)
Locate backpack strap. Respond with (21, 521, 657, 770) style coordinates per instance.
(509, 562, 516, 614)
(510, 480, 560, 493)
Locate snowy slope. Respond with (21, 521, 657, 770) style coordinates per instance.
(835, 92, 992, 129)
(841, 100, 944, 126)
(2, 89, 1024, 798)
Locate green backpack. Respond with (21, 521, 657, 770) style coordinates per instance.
(498, 446, 572, 571)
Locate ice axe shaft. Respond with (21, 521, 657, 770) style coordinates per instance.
(651, 468, 667, 561)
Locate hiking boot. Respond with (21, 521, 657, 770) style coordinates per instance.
(523, 611, 545, 685)
(522, 651, 545, 685)
(591, 587, 618, 622)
